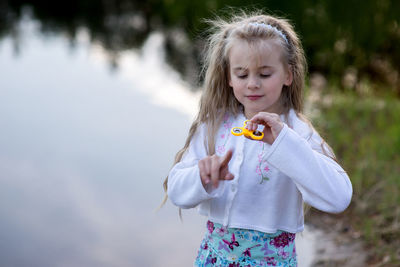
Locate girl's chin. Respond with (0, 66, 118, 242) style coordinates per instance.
(244, 107, 280, 118)
(244, 109, 260, 119)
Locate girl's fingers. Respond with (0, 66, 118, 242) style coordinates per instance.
(204, 157, 211, 176)
(248, 120, 261, 131)
(251, 112, 281, 126)
(200, 150, 234, 188)
(251, 112, 273, 125)
(245, 121, 257, 131)
(210, 155, 220, 188)
(198, 160, 211, 185)
(220, 149, 233, 167)
(225, 172, 234, 180)
(220, 167, 234, 181)
(251, 113, 283, 132)
(248, 112, 284, 144)
(219, 150, 234, 183)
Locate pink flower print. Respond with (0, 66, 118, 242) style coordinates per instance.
(261, 242, 275, 255)
(278, 248, 289, 259)
(224, 122, 232, 130)
(222, 233, 239, 251)
(264, 257, 277, 266)
(223, 113, 229, 122)
(228, 263, 240, 267)
(242, 249, 251, 257)
(257, 142, 271, 184)
(258, 163, 270, 184)
(270, 232, 295, 248)
(217, 145, 225, 154)
(216, 226, 228, 237)
(221, 133, 225, 139)
(242, 244, 261, 257)
(207, 221, 214, 234)
(205, 256, 217, 265)
(218, 241, 230, 253)
(256, 165, 262, 175)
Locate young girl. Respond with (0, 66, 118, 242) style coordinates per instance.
(164, 12, 352, 266)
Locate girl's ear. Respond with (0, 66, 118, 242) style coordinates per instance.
(284, 66, 294, 86)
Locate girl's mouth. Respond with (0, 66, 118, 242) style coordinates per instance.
(247, 95, 263, 101)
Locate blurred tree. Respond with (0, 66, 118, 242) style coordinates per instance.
(1, 0, 399, 93)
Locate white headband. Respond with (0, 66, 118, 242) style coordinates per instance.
(249, 22, 289, 44)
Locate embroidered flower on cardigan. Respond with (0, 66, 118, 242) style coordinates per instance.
(216, 113, 232, 156)
(219, 114, 270, 184)
(217, 145, 226, 154)
(223, 113, 233, 129)
(257, 141, 271, 184)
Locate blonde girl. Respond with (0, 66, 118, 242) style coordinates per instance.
(164, 11, 352, 266)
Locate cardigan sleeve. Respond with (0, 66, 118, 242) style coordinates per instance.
(265, 124, 353, 213)
(167, 123, 225, 209)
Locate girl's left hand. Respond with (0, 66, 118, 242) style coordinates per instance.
(246, 112, 284, 144)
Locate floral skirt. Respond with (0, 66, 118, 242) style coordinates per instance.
(194, 221, 297, 267)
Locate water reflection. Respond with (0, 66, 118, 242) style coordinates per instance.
(0, 15, 205, 267)
(115, 32, 201, 119)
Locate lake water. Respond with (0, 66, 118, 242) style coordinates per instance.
(0, 16, 315, 267)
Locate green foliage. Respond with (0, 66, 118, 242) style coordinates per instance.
(2, 0, 400, 92)
(313, 92, 400, 262)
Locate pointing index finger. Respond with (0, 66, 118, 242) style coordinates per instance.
(220, 149, 233, 167)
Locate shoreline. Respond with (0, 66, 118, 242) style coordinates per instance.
(304, 209, 367, 266)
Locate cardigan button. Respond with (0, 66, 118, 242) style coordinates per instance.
(231, 184, 236, 192)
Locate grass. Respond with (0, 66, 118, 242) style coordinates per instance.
(311, 92, 400, 264)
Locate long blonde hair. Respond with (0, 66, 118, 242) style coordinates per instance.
(161, 11, 308, 207)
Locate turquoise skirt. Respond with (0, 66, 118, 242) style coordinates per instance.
(194, 221, 297, 267)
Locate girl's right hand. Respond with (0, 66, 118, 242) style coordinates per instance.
(198, 150, 234, 189)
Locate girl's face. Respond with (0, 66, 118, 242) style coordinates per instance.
(228, 39, 293, 119)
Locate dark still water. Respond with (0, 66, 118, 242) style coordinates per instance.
(0, 13, 317, 267)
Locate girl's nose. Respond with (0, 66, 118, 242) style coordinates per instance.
(247, 75, 260, 90)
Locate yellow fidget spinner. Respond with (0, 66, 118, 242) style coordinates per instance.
(231, 120, 264, 140)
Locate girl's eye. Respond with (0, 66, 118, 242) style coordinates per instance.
(260, 74, 271, 78)
(237, 74, 248, 79)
